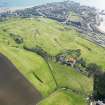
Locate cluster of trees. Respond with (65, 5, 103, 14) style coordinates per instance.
(76, 58, 105, 101)
(23, 45, 105, 100)
(24, 45, 49, 59)
(56, 49, 81, 61)
(24, 47, 97, 88)
(9, 33, 23, 44)
(86, 63, 101, 77)
(24, 45, 56, 61)
(23, 46, 105, 100)
(93, 71, 105, 100)
(76, 61, 102, 77)
(56, 49, 102, 76)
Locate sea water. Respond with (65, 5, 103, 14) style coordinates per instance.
(0, 0, 64, 8)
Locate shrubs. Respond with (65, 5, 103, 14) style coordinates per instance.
(57, 49, 81, 61)
(86, 63, 101, 77)
(24, 45, 56, 61)
(93, 72, 105, 100)
(86, 63, 105, 101)
(77, 58, 86, 67)
(56, 49, 103, 78)
(65, 49, 81, 58)
(9, 33, 23, 44)
(14, 36, 23, 44)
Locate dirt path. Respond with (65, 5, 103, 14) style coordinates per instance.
(0, 54, 42, 105)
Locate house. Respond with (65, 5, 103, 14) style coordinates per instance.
(66, 57, 77, 67)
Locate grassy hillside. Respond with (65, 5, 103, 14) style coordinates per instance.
(38, 89, 87, 105)
(0, 45, 56, 96)
(0, 45, 91, 105)
(49, 61, 93, 95)
(0, 17, 105, 105)
(0, 17, 105, 69)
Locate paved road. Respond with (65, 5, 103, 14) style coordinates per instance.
(0, 54, 42, 105)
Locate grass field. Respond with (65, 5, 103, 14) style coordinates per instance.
(0, 17, 105, 105)
(38, 89, 87, 105)
(0, 17, 105, 69)
(0, 45, 56, 96)
(49, 61, 93, 95)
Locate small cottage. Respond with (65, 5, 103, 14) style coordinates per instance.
(66, 57, 77, 67)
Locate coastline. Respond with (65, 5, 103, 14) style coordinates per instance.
(0, 5, 34, 13)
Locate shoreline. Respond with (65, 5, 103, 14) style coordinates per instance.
(0, 5, 34, 13)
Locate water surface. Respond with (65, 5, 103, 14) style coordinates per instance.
(0, 0, 64, 8)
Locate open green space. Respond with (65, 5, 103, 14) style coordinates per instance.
(0, 17, 105, 105)
(38, 89, 87, 105)
(0, 17, 105, 69)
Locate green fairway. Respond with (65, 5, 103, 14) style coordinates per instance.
(0, 45, 56, 96)
(0, 17, 105, 69)
(0, 17, 105, 105)
(38, 89, 87, 105)
(49, 61, 93, 95)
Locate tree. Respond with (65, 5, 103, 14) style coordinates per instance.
(75, 49, 81, 57)
(86, 63, 101, 77)
(9, 33, 23, 44)
(14, 36, 23, 44)
(78, 58, 86, 67)
(93, 72, 105, 100)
